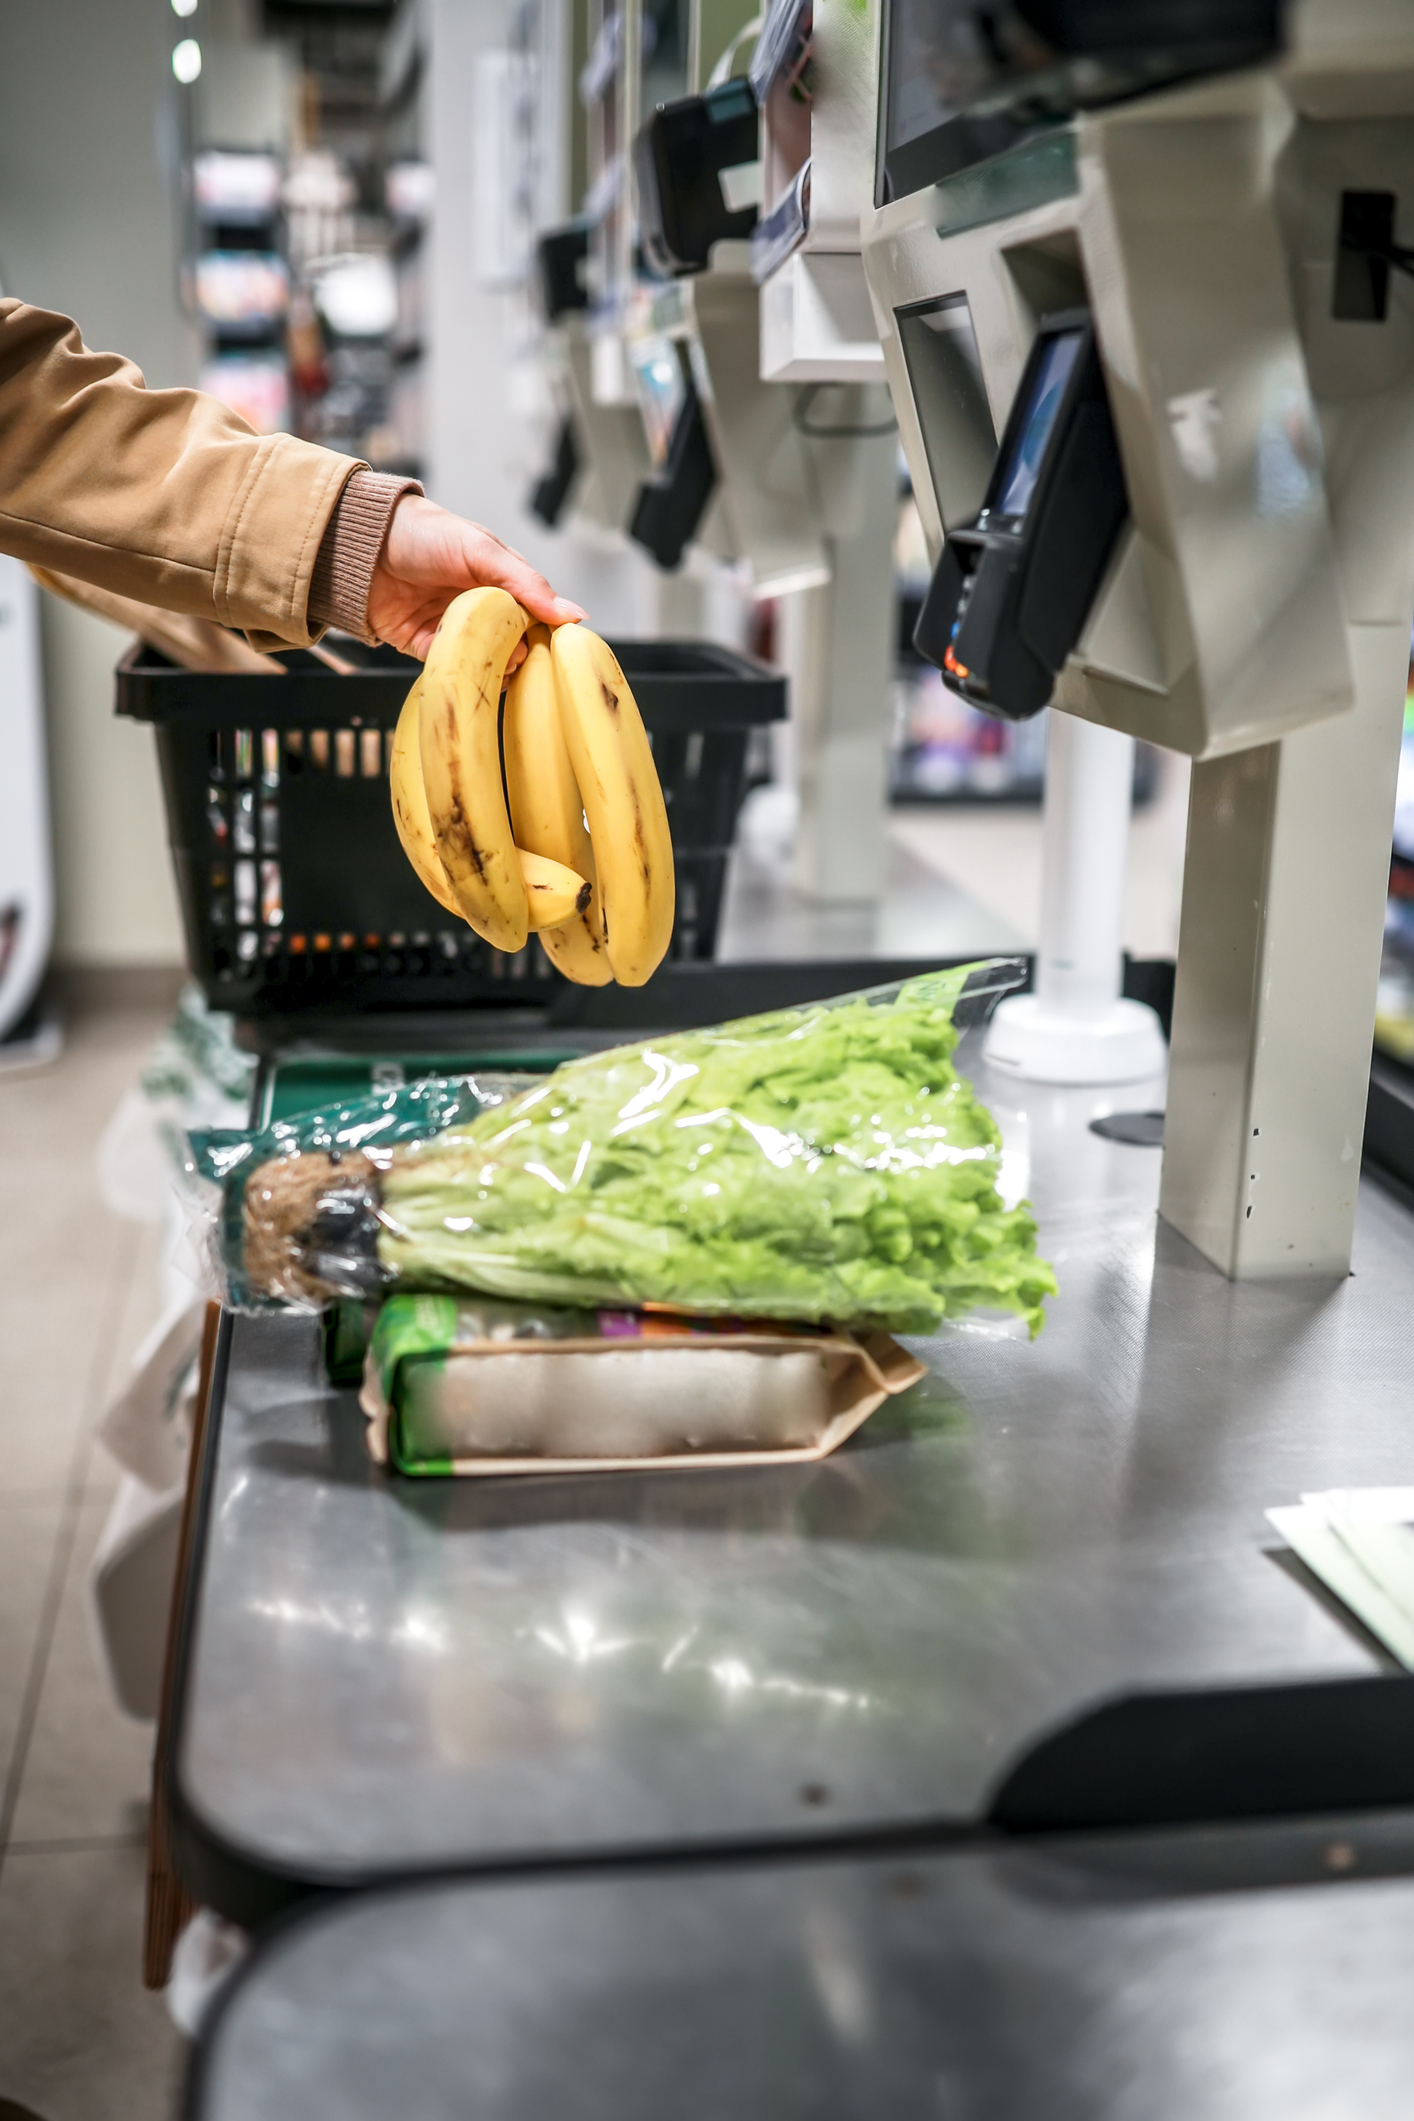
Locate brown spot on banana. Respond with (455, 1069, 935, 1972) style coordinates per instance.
(600, 683, 619, 713)
(437, 793, 490, 882)
(575, 880, 592, 915)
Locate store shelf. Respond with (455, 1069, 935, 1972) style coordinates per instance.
(190, 1808, 1414, 2120)
(166, 1031, 1414, 1926)
(189, 151, 291, 437)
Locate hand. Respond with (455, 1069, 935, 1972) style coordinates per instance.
(366, 494, 587, 663)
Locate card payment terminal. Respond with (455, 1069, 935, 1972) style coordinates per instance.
(912, 310, 1127, 722)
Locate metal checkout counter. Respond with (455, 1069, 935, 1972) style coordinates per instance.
(178, 0, 1414, 2111)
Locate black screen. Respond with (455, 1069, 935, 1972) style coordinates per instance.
(876, 0, 1283, 208)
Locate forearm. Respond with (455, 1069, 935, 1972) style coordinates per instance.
(0, 299, 359, 647)
(0, 297, 583, 661)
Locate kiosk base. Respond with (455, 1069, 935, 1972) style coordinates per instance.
(983, 991, 1167, 1086)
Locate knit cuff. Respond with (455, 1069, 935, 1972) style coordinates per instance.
(308, 468, 423, 644)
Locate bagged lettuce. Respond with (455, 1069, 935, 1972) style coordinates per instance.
(231, 965, 1056, 1336)
(189, 1073, 536, 1307)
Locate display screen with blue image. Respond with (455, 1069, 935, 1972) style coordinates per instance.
(991, 329, 1082, 522)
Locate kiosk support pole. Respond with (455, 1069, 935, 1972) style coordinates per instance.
(984, 710, 1167, 1085)
(1159, 622, 1409, 1278)
(787, 433, 897, 905)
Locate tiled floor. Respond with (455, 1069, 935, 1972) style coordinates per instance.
(0, 1006, 182, 2121)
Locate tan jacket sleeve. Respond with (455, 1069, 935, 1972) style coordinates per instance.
(0, 299, 364, 649)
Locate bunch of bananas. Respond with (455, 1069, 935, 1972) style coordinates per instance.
(389, 588, 675, 987)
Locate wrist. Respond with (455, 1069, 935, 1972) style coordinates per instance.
(309, 468, 423, 643)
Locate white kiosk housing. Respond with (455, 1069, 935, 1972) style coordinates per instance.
(862, 0, 1414, 1279)
(755, 0, 891, 384)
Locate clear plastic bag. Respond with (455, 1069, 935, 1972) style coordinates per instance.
(199, 963, 1057, 1335)
(188, 1073, 536, 1308)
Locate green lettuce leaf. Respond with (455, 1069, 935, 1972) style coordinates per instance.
(378, 972, 1057, 1335)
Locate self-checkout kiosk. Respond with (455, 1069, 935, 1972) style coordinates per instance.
(633, 0, 900, 901)
(912, 303, 1168, 1084)
(533, 226, 658, 543)
(863, 0, 1414, 1279)
(752, 0, 890, 384)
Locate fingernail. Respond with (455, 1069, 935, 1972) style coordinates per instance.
(552, 599, 588, 622)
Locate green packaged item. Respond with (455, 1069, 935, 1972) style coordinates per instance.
(229, 965, 1057, 1337)
(322, 1298, 375, 1386)
(363, 1293, 927, 1477)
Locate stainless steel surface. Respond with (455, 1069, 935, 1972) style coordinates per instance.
(195, 1812, 1414, 2119)
(177, 1040, 1414, 1880)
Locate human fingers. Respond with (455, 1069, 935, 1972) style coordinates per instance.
(460, 525, 586, 628)
(370, 583, 533, 666)
(382, 496, 586, 627)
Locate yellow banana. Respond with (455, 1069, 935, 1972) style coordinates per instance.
(520, 850, 593, 931)
(419, 587, 530, 951)
(389, 676, 460, 918)
(391, 669, 587, 940)
(503, 626, 613, 986)
(551, 624, 674, 987)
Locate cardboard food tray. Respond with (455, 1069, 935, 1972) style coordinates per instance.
(361, 1317, 925, 1477)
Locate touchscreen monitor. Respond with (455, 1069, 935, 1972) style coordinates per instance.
(875, 0, 1282, 209)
